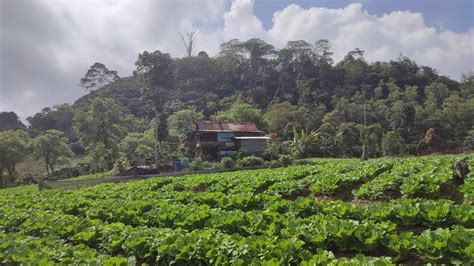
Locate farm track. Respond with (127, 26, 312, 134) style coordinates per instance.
(40, 165, 271, 190)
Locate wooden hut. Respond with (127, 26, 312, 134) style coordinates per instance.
(186, 121, 269, 158)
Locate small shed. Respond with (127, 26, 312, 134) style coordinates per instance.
(186, 121, 268, 158)
(234, 136, 271, 155)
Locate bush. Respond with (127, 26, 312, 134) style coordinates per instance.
(221, 157, 235, 169)
(41, 166, 81, 181)
(278, 155, 293, 166)
(112, 157, 130, 176)
(236, 149, 250, 161)
(265, 141, 291, 159)
(190, 158, 204, 171)
(238, 156, 265, 167)
(293, 159, 315, 165)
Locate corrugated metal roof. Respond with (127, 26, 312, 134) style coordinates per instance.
(196, 121, 262, 132)
(234, 136, 270, 140)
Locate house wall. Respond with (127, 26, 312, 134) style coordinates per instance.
(189, 131, 266, 158)
(238, 139, 268, 155)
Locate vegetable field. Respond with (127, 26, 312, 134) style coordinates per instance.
(1, 155, 473, 265)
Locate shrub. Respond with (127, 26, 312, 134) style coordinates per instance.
(278, 155, 293, 166)
(112, 157, 130, 176)
(221, 157, 235, 169)
(238, 156, 265, 167)
(190, 158, 204, 171)
(265, 140, 291, 159)
(43, 166, 81, 181)
(236, 149, 250, 161)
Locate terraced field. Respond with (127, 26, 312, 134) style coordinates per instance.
(1, 155, 473, 264)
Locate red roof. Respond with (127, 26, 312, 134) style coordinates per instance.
(196, 121, 262, 133)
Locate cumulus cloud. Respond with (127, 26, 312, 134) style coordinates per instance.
(223, 0, 265, 40)
(0, 0, 473, 121)
(266, 3, 474, 80)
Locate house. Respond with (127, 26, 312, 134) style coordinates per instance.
(186, 121, 269, 158)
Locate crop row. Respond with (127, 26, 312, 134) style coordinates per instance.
(1, 205, 473, 264)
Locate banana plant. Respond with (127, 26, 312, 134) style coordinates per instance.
(286, 128, 320, 159)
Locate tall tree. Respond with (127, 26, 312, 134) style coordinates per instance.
(80, 62, 120, 92)
(0, 112, 26, 132)
(179, 27, 199, 57)
(32, 130, 74, 175)
(73, 98, 128, 170)
(27, 104, 76, 141)
(134, 50, 174, 170)
(211, 101, 267, 131)
(0, 130, 29, 186)
(168, 108, 204, 142)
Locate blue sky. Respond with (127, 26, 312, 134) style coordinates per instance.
(252, 0, 474, 33)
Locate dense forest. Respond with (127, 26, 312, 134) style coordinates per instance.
(1, 38, 473, 185)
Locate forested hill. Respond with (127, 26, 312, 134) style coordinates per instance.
(11, 39, 474, 157)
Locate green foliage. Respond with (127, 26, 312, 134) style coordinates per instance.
(74, 98, 129, 170)
(167, 108, 204, 142)
(79, 62, 120, 92)
(221, 157, 235, 169)
(286, 128, 320, 159)
(278, 155, 293, 166)
(112, 157, 131, 176)
(190, 158, 204, 171)
(0, 130, 29, 186)
(383, 131, 403, 156)
(118, 131, 154, 166)
(134, 50, 174, 169)
(211, 101, 267, 131)
(32, 129, 74, 176)
(237, 155, 265, 167)
(0, 155, 473, 264)
(0, 112, 26, 132)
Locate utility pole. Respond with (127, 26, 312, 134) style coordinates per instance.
(361, 103, 368, 160)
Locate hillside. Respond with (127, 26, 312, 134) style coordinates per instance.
(1, 154, 473, 264)
(1, 38, 471, 188)
(26, 40, 474, 158)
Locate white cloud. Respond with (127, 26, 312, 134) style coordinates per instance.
(222, 0, 265, 41)
(265, 3, 474, 80)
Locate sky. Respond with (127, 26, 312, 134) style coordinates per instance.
(1, 0, 473, 122)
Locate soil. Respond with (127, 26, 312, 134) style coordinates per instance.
(383, 188, 402, 200)
(282, 187, 312, 201)
(395, 225, 427, 235)
(254, 181, 274, 194)
(191, 185, 208, 193)
(437, 181, 465, 204)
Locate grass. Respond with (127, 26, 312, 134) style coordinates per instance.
(14, 155, 84, 181)
(65, 171, 112, 181)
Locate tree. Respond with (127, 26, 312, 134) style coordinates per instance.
(264, 102, 307, 138)
(73, 98, 128, 170)
(314, 39, 333, 64)
(27, 104, 76, 141)
(0, 112, 26, 132)
(337, 122, 361, 157)
(32, 130, 74, 176)
(211, 101, 267, 130)
(119, 131, 154, 166)
(382, 131, 403, 156)
(134, 50, 174, 170)
(80, 62, 120, 92)
(286, 128, 320, 158)
(0, 130, 29, 186)
(167, 108, 204, 142)
(180, 27, 199, 57)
